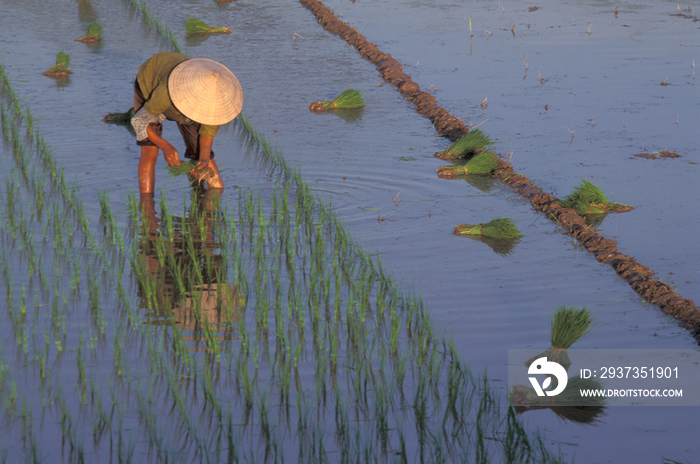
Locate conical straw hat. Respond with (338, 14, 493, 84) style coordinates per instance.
(168, 58, 243, 126)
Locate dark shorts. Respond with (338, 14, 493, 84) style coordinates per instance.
(133, 79, 214, 160)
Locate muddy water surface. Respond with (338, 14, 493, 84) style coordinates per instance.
(1, 0, 699, 462)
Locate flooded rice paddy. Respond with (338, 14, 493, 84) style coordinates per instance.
(0, 0, 699, 462)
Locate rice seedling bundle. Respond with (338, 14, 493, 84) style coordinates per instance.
(550, 306, 592, 349)
(453, 217, 523, 239)
(437, 151, 499, 179)
(43, 51, 73, 77)
(165, 160, 198, 178)
(434, 129, 495, 160)
(75, 21, 103, 43)
(309, 88, 366, 111)
(165, 160, 217, 186)
(184, 17, 231, 35)
(559, 179, 632, 216)
(526, 306, 593, 371)
(102, 107, 134, 124)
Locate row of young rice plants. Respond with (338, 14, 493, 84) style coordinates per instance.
(0, 2, 570, 463)
(0, 58, 140, 462)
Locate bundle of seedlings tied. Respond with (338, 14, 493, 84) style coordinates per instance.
(75, 21, 103, 43)
(309, 88, 365, 112)
(511, 306, 602, 418)
(559, 179, 633, 216)
(526, 306, 593, 372)
(184, 17, 231, 35)
(436, 150, 499, 179)
(434, 129, 495, 160)
(453, 217, 523, 240)
(165, 160, 215, 185)
(43, 51, 73, 77)
(102, 107, 134, 123)
(102, 107, 135, 135)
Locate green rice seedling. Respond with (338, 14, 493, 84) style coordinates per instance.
(583, 212, 607, 229)
(43, 51, 73, 77)
(526, 306, 593, 371)
(164, 159, 197, 178)
(75, 21, 103, 43)
(437, 151, 499, 179)
(127, 0, 186, 55)
(184, 17, 232, 35)
(559, 179, 632, 216)
(434, 129, 495, 160)
(453, 217, 523, 239)
(550, 306, 593, 350)
(309, 88, 365, 111)
(23, 107, 34, 139)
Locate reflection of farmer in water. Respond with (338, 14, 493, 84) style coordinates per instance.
(132, 51, 243, 194)
(136, 191, 245, 352)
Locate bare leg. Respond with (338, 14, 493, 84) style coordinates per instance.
(135, 86, 158, 195)
(206, 159, 224, 189)
(138, 145, 159, 194)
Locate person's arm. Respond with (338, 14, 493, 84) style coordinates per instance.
(197, 134, 214, 170)
(146, 124, 180, 167)
(132, 106, 180, 167)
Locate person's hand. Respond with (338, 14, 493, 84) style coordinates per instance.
(197, 158, 211, 171)
(162, 144, 180, 167)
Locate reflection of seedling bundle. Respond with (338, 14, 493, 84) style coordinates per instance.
(434, 129, 495, 160)
(75, 21, 103, 43)
(526, 306, 593, 371)
(184, 17, 231, 35)
(43, 51, 73, 77)
(454, 217, 523, 240)
(511, 376, 605, 408)
(437, 150, 499, 179)
(559, 179, 632, 216)
(309, 88, 366, 112)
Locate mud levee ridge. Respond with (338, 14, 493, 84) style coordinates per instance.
(299, 0, 700, 340)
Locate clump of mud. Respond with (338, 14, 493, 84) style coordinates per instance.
(633, 150, 680, 159)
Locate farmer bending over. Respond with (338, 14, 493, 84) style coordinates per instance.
(131, 51, 243, 194)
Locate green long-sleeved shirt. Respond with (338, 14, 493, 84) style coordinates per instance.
(136, 51, 219, 138)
